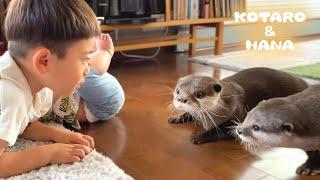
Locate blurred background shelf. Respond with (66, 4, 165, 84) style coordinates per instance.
(95, 0, 246, 56)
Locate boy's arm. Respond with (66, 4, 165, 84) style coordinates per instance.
(20, 120, 56, 142)
(0, 139, 51, 177)
(20, 120, 94, 148)
(0, 139, 91, 178)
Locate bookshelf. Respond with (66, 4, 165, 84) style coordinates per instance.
(100, 0, 246, 56)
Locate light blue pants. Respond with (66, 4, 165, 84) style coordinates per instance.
(77, 69, 125, 121)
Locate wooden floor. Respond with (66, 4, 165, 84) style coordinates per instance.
(80, 48, 319, 180)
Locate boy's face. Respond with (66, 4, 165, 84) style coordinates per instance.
(47, 38, 96, 97)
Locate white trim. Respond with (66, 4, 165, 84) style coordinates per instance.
(84, 103, 99, 123)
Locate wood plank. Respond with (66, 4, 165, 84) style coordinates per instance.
(188, 61, 195, 74)
(115, 36, 217, 52)
(189, 25, 197, 56)
(213, 68, 221, 79)
(214, 22, 224, 55)
(115, 34, 191, 46)
(100, 18, 233, 31)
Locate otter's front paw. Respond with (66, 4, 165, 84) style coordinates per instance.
(296, 163, 320, 176)
(296, 150, 320, 176)
(168, 113, 193, 124)
(190, 130, 210, 144)
(190, 127, 234, 144)
(168, 116, 185, 124)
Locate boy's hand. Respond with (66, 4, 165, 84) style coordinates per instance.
(47, 143, 92, 164)
(96, 33, 114, 56)
(54, 131, 94, 149)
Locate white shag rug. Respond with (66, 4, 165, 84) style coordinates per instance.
(190, 40, 320, 71)
(3, 124, 133, 180)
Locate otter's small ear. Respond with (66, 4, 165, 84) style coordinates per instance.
(213, 84, 222, 93)
(281, 123, 294, 135)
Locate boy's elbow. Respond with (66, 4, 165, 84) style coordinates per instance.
(0, 170, 12, 178)
(0, 170, 7, 178)
(0, 141, 7, 177)
(0, 155, 10, 178)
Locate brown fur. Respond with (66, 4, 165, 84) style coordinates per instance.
(169, 67, 308, 144)
(237, 85, 320, 176)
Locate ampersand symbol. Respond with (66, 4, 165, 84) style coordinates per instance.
(265, 26, 276, 37)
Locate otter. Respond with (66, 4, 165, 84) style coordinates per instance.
(168, 67, 308, 144)
(236, 85, 320, 176)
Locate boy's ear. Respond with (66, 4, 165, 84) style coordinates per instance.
(32, 48, 51, 75)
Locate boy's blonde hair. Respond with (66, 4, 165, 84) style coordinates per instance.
(5, 0, 100, 59)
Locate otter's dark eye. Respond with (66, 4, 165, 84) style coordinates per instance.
(176, 88, 180, 94)
(252, 125, 260, 131)
(281, 123, 294, 133)
(195, 91, 205, 99)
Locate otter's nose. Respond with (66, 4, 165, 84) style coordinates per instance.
(178, 98, 188, 103)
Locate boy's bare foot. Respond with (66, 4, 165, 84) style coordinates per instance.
(96, 33, 114, 56)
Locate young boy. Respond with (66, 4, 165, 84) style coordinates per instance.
(42, 32, 125, 130)
(0, 0, 124, 177)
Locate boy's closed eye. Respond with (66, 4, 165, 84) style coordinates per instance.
(83, 57, 91, 63)
(84, 50, 96, 61)
(82, 60, 92, 68)
(82, 53, 94, 64)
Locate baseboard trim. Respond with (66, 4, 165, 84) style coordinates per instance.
(195, 33, 320, 53)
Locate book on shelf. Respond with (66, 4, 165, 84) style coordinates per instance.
(205, 0, 210, 18)
(214, 0, 246, 18)
(191, 0, 199, 19)
(171, 0, 246, 20)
